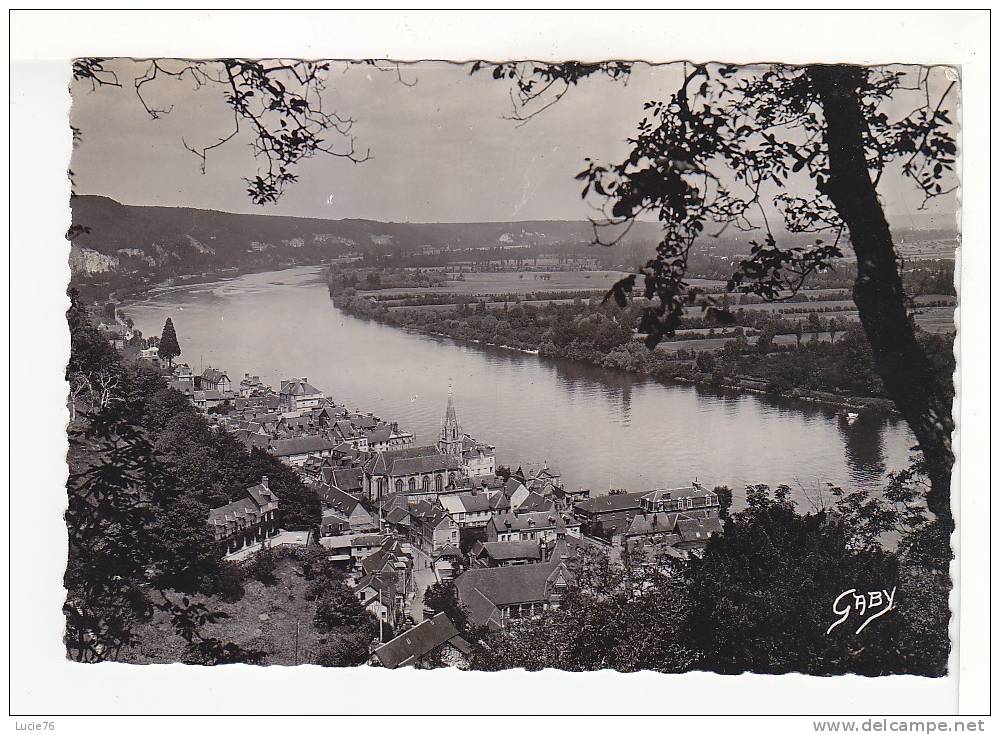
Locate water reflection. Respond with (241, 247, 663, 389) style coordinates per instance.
(127, 265, 918, 506)
(839, 414, 887, 485)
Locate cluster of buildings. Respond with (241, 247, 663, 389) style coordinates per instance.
(183, 364, 724, 670)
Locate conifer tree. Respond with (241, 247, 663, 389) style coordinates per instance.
(158, 317, 181, 367)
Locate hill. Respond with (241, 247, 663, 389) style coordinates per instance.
(68, 195, 666, 278)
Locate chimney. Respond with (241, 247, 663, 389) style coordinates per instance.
(261, 475, 269, 489)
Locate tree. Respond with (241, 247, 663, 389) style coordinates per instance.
(680, 484, 937, 675)
(158, 317, 181, 367)
(314, 581, 375, 634)
(64, 294, 257, 663)
(71, 58, 398, 205)
(422, 581, 469, 631)
(482, 61, 957, 525)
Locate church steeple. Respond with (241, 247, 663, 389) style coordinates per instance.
(439, 380, 463, 455)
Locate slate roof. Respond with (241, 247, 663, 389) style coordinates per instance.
(516, 491, 555, 514)
(364, 426, 394, 444)
(492, 511, 579, 533)
(470, 540, 541, 562)
(574, 491, 647, 515)
(366, 446, 462, 478)
(201, 368, 229, 384)
(440, 492, 491, 516)
(206, 481, 279, 536)
(455, 559, 573, 628)
(331, 467, 365, 494)
(488, 493, 511, 511)
(315, 483, 365, 517)
(280, 378, 323, 396)
(269, 435, 336, 457)
(373, 612, 467, 669)
(384, 507, 411, 526)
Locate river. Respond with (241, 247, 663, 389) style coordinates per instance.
(127, 265, 917, 508)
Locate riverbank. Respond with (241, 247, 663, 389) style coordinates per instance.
(329, 288, 898, 417)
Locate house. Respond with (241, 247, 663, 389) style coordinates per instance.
(432, 544, 465, 580)
(331, 420, 370, 452)
(279, 377, 325, 412)
(621, 512, 724, 558)
(199, 367, 232, 393)
(454, 558, 574, 630)
(520, 463, 563, 495)
(329, 467, 365, 496)
(238, 373, 267, 398)
(363, 446, 464, 502)
(364, 422, 414, 452)
(138, 346, 161, 367)
(410, 502, 461, 553)
(468, 540, 542, 568)
(192, 390, 226, 413)
(502, 477, 530, 510)
(207, 476, 280, 556)
(573, 491, 648, 537)
(552, 485, 591, 511)
(639, 485, 720, 519)
(172, 363, 194, 384)
(514, 491, 555, 514)
(486, 511, 581, 544)
(268, 435, 337, 467)
(439, 491, 493, 528)
(361, 538, 413, 590)
(350, 534, 391, 562)
(371, 612, 472, 670)
(461, 436, 496, 478)
(320, 508, 351, 537)
(315, 484, 375, 533)
(354, 572, 406, 628)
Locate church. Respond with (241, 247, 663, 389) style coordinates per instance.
(438, 387, 497, 479)
(362, 387, 497, 502)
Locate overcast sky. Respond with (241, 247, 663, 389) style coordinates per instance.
(70, 60, 959, 227)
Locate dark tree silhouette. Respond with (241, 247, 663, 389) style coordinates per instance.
(480, 61, 958, 526)
(158, 317, 180, 367)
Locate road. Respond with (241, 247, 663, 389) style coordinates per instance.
(404, 542, 439, 623)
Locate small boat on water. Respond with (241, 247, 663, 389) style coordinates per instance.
(842, 411, 860, 425)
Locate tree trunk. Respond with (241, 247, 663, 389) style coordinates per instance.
(808, 65, 954, 528)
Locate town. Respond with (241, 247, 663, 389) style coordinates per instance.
(136, 341, 723, 669)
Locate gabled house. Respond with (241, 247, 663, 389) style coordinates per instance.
(315, 483, 375, 534)
(439, 491, 493, 528)
(410, 502, 460, 553)
(206, 476, 280, 556)
(639, 484, 720, 519)
(621, 511, 724, 562)
(454, 558, 574, 630)
(573, 490, 648, 537)
(487, 511, 581, 544)
(199, 367, 232, 393)
(371, 612, 472, 669)
(279, 377, 325, 412)
(514, 491, 555, 514)
(268, 435, 337, 467)
(469, 540, 542, 568)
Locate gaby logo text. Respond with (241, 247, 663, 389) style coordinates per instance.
(826, 587, 896, 635)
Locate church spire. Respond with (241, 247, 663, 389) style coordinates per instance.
(440, 380, 462, 454)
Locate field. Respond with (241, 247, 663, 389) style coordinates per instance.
(361, 270, 725, 298)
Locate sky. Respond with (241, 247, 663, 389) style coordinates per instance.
(70, 59, 960, 227)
